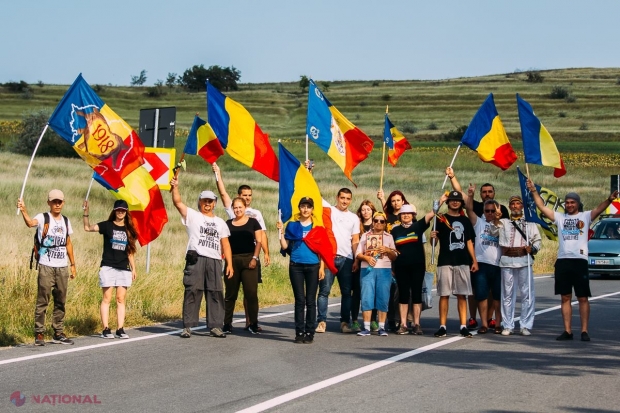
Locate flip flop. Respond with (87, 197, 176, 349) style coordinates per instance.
(477, 326, 488, 334)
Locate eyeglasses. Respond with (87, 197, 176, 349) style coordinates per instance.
(373, 219, 386, 223)
(484, 209, 496, 213)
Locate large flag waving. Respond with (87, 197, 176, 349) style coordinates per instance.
(207, 82, 279, 181)
(48, 74, 144, 189)
(460, 93, 517, 170)
(306, 80, 374, 184)
(516, 94, 566, 177)
(184, 115, 225, 164)
(384, 114, 412, 166)
(517, 166, 562, 241)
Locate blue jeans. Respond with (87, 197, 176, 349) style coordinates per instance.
(317, 256, 353, 323)
(360, 267, 392, 312)
(472, 262, 501, 301)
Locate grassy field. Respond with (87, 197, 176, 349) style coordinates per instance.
(1, 68, 619, 346)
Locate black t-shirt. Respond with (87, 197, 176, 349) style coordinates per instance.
(386, 213, 400, 233)
(98, 221, 130, 270)
(473, 199, 509, 219)
(226, 217, 261, 255)
(391, 219, 430, 267)
(436, 214, 475, 267)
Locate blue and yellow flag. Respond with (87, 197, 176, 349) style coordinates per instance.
(517, 166, 562, 241)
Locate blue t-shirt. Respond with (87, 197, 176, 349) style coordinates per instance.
(290, 223, 319, 264)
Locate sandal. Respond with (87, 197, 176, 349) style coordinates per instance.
(477, 326, 488, 334)
(494, 326, 503, 334)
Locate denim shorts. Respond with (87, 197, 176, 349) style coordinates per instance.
(360, 267, 392, 312)
(471, 262, 501, 301)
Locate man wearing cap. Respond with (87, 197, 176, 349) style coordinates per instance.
(170, 177, 233, 338)
(496, 195, 542, 336)
(431, 190, 478, 338)
(17, 190, 76, 346)
(527, 179, 618, 341)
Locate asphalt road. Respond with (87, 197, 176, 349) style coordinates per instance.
(2, 275, 620, 413)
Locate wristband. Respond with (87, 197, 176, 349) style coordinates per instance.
(252, 256, 259, 260)
(83, 215, 89, 217)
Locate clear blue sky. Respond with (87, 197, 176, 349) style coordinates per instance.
(2, 1, 619, 86)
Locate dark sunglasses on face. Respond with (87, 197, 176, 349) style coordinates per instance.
(373, 219, 386, 223)
(484, 209, 496, 213)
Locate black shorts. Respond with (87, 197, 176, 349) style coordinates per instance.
(393, 263, 426, 304)
(554, 258, 591, 298)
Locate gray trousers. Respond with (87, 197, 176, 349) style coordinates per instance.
(35, 264, 70, 334)
(183, 256, 224, 328)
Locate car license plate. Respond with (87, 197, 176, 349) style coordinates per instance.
(592, 259, 611, 265)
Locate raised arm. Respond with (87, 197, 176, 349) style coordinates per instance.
(212, 162, 232, 209)
(16, 198, 38, 228)
(591, 190, 620, 221)
(526, 178, 555, 221)
(464, 183, 477, 225)
(446, 166, 463, 192)
(377, 189, 386, 212)
(170, 177, 188, 219)
(82, 200, 100, 232)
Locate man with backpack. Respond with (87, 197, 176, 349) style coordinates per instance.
(17, 189, 76, 346)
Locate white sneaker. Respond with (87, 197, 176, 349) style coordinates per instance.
(520, 328, 531, 336)
(501, 328, 513, 336)
(315, 321, 326, 333)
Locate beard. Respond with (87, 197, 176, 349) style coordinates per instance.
(510, 209, 524, 219)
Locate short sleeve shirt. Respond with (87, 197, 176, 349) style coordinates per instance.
(473, 218, 500, 266)
(34, 213, 73, 268)
(356, 231, 395, 269)
(329, 206, 361, 259)
(98, 221, 130, 270)
(436, 214, 474, 267)
(555, 211, 592, 259)
(226, 218, 261, 255)
(225, 206, 266, 230)
(182, 208, 230, 259)
(391, 220, 430, 266)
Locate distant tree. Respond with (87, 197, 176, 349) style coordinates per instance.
(146, 80, 166, 98)
(130, 70, 147, 86)
(166, 73, 177, 88)
(9, 109, 77, 158)
(179, 64, 241, 91)
(299, 75, 310, 92)
(4, 81, 30, 93)
(321, 81, 330, 92)
(525, 71, 544, 83)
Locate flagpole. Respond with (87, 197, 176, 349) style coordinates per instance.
(525, 163, 531, 179)
(84, 178, 95, 202)
(17, 124, 48, 215)
(278, 209, 283, 239)
(305, 134, 309, 164)
(441, 143, 462, 189)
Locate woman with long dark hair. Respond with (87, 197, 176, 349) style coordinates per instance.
(83, 199, 138, 339)
(377, 190, 411, 231)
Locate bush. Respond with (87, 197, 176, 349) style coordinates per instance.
(9, 110, 78, 158)
(372, 81, 380, 87)
(91, 84, 105, 94)
(525, 71, 544, 83)
(400, 121, 418, 134)
(579, 122, 589, 130)
(550, 85, 570, 99)
(4, 80, 30, 93)
(146, 80, 166, 98)
(558, 111, 567, 118)
(427, 122, 438, 130)
(381, 94, 391, 101)
(440, 125, 468, 141)
(565, 94, 576, 103)
(37, 81, 44, 88)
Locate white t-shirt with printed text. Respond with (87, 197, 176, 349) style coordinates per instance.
(473, 217, 501, 266)
(182, 208, 230, 260)
(554, 211, 591, 260)
(34, 213, 73, 268)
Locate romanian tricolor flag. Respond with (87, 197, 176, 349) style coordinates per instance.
(306, 80, 374, 184)
(92, 167, 168, 246)
(184, 115, 224, 164)
(384, 114, 412, 166)
(48, 74, 144, 189)
(207, 82, 279, 181)
(516, 94, 566, 178)
(517, 166, 561, 240)
(460, 93, 517, 171)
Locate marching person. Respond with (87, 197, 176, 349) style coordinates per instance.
(83, 199, 138, 339)
(17, 190, 76, 346)
(527, 179, 618, 341)
(170, 177, 233, 339)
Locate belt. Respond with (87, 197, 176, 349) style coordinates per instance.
(504, 247, 528, 257)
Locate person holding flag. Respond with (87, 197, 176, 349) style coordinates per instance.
(526, 178, 618, 341)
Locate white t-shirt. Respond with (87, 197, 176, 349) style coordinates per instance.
(225, 206, 266, 230)
(554, 211, 591, 260)
(324, 201, 360, 259)
(34, 213, 73, 268)
(182, 208, 230, 260)
(473, 217, 500, 266)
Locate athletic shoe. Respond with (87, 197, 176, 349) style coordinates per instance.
(52, 333, 74, 345)
(467, 318, 478, 330)
(35, 333, 45, 346)
(556, 331, 573, 341)
(397, 325, 409, 335)
(210, 327, 226, 338)
(460, 327, 473, 338)
(180, 328, 191, 338)
(303, 333, 314, 344)
(341, 321, 352, 333)
(413, 324, 424, 335)
(248, 323, 260, 335)
(357, 329, 371, 337)
(370, 321, 379, 332)
(350, 321, 362, 333)
(434, 327, 447, 337)
(378, 328, 388, 337)
(294, 333, 304, 344)
(501, 328, 513, 336)
(488, 319, 497, 329)
(315, 321, 326, 333)
(115, 328, 129, 339)
(520, 328, 531, 336)
(222, 323, 233, 334)
(388, 320, 398, 332)
(581, 332, 591, 342)
(101, 327, 114, 339)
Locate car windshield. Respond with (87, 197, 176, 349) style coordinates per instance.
(592, 222, 620, 239)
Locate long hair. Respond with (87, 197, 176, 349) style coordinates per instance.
(356, 199, 377, 233)
(107, 209, 138, 255)
(383, 190, 409, 215)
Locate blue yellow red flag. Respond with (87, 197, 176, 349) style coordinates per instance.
(517, 166, 562, 241)
(184, 115, 224, 164)
(384, 114, 412, 166)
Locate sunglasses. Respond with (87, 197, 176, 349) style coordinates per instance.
(373, 219, 386, 223)
(484, 209, 496, 213)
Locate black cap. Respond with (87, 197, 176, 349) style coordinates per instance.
(447, 191, 463, 201)
(113, 200, 129, 210)
(298, 197, 314, 208)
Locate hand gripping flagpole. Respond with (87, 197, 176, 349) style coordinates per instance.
(431, 199, 440, 265)
(17, 124, 49, 215)
(441, 143, 463, 189)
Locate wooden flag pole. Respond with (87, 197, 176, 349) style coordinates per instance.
(17, 124, 48, 215)
(380, 106, 388, 192)
(525, 163, 531, 179)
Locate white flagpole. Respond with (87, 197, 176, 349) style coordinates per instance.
(441, 143, 463, 189)
(84, 178, 95, 202)
(305, 134, 309, 163)
(17, 124, 49, 215)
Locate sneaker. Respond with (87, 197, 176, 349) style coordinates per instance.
(488, 318, 497, 329)
(115, 328, 129, 339)
(378, 328, 388, 337)
(397, 325, 408, 335)
(556, 331, 573, 341)
(294, 333, 304, 344)
(180, 327, 191, 338)
(248, 323, 260, 335)
(350, 321, 362, 333)
(501, 328, 513, 336)
(222, 323, 233, 334)
(434, 327, 447, 337)
(520, 328, 531, 336)
(52, 333, 74, 345)
(303, 333, 314, 344)
(413, 324, 424, 335)
(581, 332, 591, 342)
(460, 327, 473, 338)
(370, 321, 379, 332)
(467, 318, 478, 330)
(210, 327, 226, 338)
(341, 321, 352, 333)
(315, 321, 326, 333)
(35, 333, 45, 346)
(101, 328, 114, 339)
(357, 329, 371, 337)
